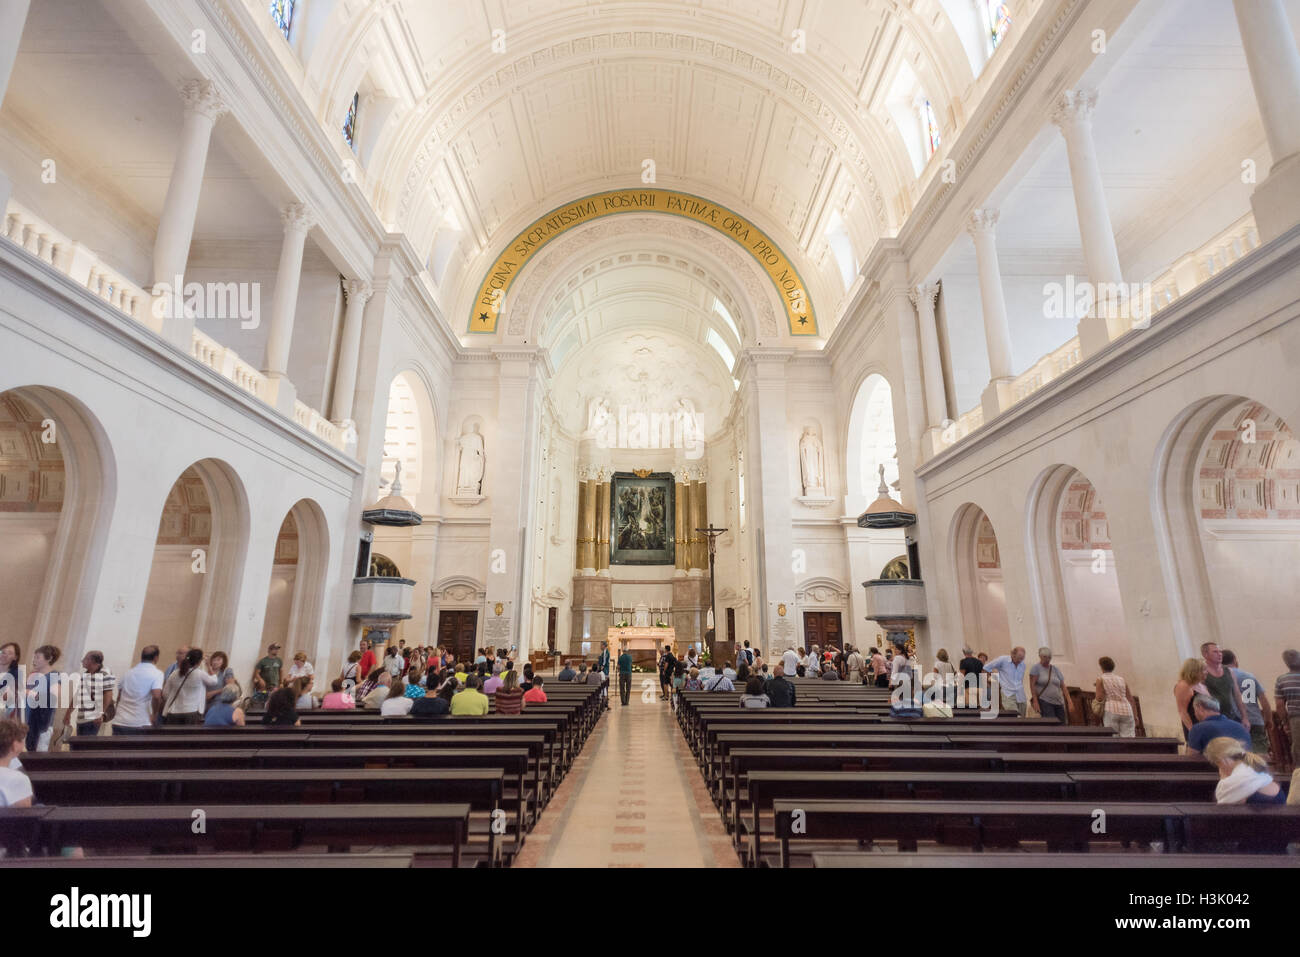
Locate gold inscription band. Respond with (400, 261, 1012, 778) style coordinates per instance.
(469, 188, 817, 336)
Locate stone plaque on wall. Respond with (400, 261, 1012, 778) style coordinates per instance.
(770, 616, 796, 649)
(484, 616, 512, 643)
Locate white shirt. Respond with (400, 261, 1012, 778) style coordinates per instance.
(288, 662, 314, 680)
(0, 762, 32, 807)
(380, 696, 414, 716)
(781, 650, 800, 676)
(114, 662, 165, 728)
(162, 667, 220, 716)
(1215, 763, 1275, 804)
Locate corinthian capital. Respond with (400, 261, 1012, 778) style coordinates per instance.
(908, 282, 939, 311)
(344, 279, 373, 305)
(966, 208, 999, 236)
(1051, 88, 1098, 129)
(280, 202, 318, 233)
(180, 79, 227, 122)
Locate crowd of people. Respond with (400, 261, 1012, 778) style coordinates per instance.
(2, 633, 1298, 811)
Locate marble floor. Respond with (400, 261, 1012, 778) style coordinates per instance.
(514, 682, 741, 868)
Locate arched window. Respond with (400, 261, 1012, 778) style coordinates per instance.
(985, 1, 1012, 52)
(343, 92, 359, 150)
(269, 0, 295, 40)
(824, 208, 857, 290)
(922, 100, 941, 156)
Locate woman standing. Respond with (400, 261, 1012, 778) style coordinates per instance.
(161, 649, 219, 724)
(1028, 648, 1073, 724)
(340, 650, 362, 692)
(24, 646, 60, 751)
(0, 643, 20, 719)
(1174, 658, 1209, 742)
(205, 652, 235, 708)
(1094, 657, 1137, 737)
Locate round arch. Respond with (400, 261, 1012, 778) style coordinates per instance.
(844, 371, 900, 516)
(260, 498, 332, 663)
(949, 502, 1011, 656)
(1025, 464, 1129, 671)
(0, 385, 115, 659)
(134, 457, 250, 662)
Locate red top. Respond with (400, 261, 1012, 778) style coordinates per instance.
(358, 650, 376, 680)
(523, 687, 548, 703)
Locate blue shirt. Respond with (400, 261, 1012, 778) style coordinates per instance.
(1187, 714, 1251, 753)
(983, 655, 1026, 703)
(1229, 668, 1264, 727)
(204, 702, 237, 726)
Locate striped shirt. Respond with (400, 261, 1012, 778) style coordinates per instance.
(1098, 673, 1132, 717)
(1275, 671, 1300, 717)
(74, 669, 116, 724)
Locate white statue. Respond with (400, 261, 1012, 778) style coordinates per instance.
(585, 396, 611, 438)
(455, 422, 485, 495)
(799, 427, 826, 496)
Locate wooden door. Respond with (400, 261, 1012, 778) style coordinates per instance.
(802, 611, 843, 651)
(437, 610, 478, 665)
(546, 607, 557, 652)
(726, 607, 736, 646)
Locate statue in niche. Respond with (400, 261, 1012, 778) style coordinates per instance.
(585, 396, 611, 437)
(799, 427, 826, 496)
(455, 422, 486, 495)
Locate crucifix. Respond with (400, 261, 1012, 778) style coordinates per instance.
(695, 523, 728, 656)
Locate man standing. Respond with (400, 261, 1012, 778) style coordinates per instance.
(741, 641, 754, 667)
(1221, 649, 1272, 755)
(356, 639, 376, 683)
(767, 664, 796, 708)
(255, 643, 284, 692)
(163, 645, 189, 681)
(617, 645, 633, 706)
(113, 646, 165, 734)
(64, 651, 115, 738)
(983, 647, 1028, 716)
(846, 645, 864, 684)
(958, 646, 984, 708)
(597, 641, 612, 710)
(1200, 642, 1249, 732)
(781, 646, 800, 679)
(1273, 649, 1300, 767)
(658, 645, 677, 701)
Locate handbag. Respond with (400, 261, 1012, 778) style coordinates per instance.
(162, 668, 201, 725)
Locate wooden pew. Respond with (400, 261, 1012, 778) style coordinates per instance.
(27, 768, 510, 865)
(770, 800, 1183, 867)
(0, 853, 416, 868)
(1175, 803, 1300, 854)
(810, 851, 1298, 868)
(36, 804, 472, 867)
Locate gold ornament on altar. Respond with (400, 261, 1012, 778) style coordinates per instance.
(777, 603, 787, 617)
(494, 602, 504, 616)
(633, 468, 653, 478)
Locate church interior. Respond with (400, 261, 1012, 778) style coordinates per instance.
(1, 0, 1299, 887)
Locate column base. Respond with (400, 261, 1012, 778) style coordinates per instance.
(1251, 152, 1300, 242)
(260, 370, 298, 417)
(331, 418, 359, 457)
(980, 377, 1014, 422)
(1076, 311, 1127, 359)
(920, 425, 948, 459)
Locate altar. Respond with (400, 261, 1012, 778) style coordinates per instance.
(607, 626, 675, 653)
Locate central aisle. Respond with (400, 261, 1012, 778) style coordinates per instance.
(515, 683, 740, 868)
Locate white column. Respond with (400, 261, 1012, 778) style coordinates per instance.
(0, 0, 31, 109)
(261, 202, 317, 416)
(153, 79, 227, 348)
(330, 278, 373, 428)
(1052, 89, 1128, 355)
(966, 209, 1015, 420)
(0, 0, 31, 214)
(1233, 0, 1300, 240)
(909, 281, 947, 456)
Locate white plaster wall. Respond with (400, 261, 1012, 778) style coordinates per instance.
(259, 564, 297, 651)
(134, 547, 204, 663)
(1199, 530, 1300, 681)
(1060, 554, 1132, 679)
(0, 513, 58, 640)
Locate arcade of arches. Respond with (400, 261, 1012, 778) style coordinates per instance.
(2, 0, 1300, 755)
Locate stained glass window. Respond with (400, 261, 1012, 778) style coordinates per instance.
(269, 0, 294, 40)
(924, 100, 941, 154)
(343, 92, 359, 150)
(986, 1, 1012, 49)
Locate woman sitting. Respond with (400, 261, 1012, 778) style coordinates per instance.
(321, 678, 356, 710)
(262, 681, 302, 726)
(380, 681, 414, 716)
(1204, 736, 1286, 804)
(295, 675, 319, 711)
(738, 676, 770, 708)
(683, 668, 703, 692)
(204, 684, 246, 726)
(493, 670, 526, 715)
